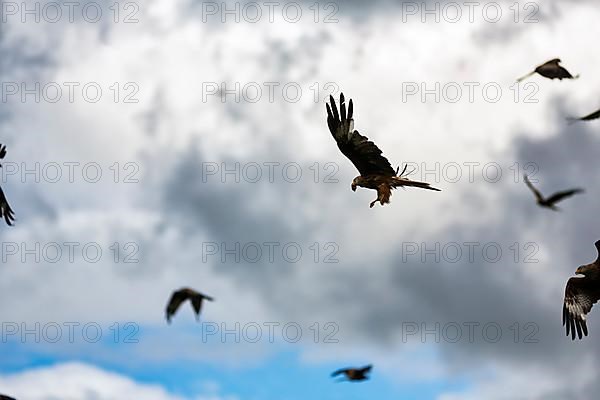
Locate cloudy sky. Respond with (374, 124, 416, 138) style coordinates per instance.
(2, 0, 600, 398)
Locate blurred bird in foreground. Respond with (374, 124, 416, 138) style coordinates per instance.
(0, 144, 15, 226)
(563, 240, 600, 340)
(331, 365, 372, 382)
(524, 175, 583, 211)
(166, 287, 214, 324)
(517, 58, 579, 82)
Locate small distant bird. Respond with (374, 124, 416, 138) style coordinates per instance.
(0, 144, 15, 226)
(563, 240, 600, 340)
(331, 365, 372, 382)
(517, 58, 579, 82)
(326, 93, 440, 208)
(524, 175, 583, 211)
(566, 108, 600, 123)
(0, 395, 17, 400)
(165, 287, 214, 324)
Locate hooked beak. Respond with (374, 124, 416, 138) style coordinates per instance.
(351, 184, 356, 192)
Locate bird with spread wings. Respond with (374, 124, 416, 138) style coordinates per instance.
(523, 175, 583, 211)
(326, 93, 440, 208)
(0, 144, 15, 226)
(331, 365, 372, 382)
(165, 287, 214, 324)
(563, 240, 600, 340)
(517, 58, 579, 82)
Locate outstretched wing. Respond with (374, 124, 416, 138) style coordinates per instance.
(569, 108, 600, 122)
(190, 293, 214, 320)
(523, 175, 544, 203)
(331, 368, 349, 377)
(537, 59, 577, 79)
(0, 395, 17, 400)
(0, 186, 15, 226)
(545, 188, 583, 205)
(553, 65, 577, 79)
(190, 295, 203, 320)
(165, 289, 191, 323)
(326, 94, 396, 177)
(563, 277, 600, 340)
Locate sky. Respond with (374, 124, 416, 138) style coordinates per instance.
(2, 0, 600, 399)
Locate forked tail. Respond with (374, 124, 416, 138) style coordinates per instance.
(392, 177, 441, 191)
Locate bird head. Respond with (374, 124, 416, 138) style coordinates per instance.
(577, 264, 600, 280)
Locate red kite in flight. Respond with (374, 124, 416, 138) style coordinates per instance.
(524, 175, 583, 211)
(166, 287, 214, 323)
(0, 144, 15, 226)
(331, 365, 372, 382)
(563, 240, 600, 340)
(326, 93, 440, 208)
(517, 58, 579, 82)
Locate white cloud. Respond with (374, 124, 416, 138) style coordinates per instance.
(0, 362, 236, 400)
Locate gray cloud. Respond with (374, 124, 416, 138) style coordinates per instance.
(4, 0, 600, 398)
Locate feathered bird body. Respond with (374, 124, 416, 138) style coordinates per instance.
(523, 174, 583, 211)
(326, 93, 440, 208)
(0, 144, 15, 226)
(331, 365, 373, 382)
(165, 287, 214, 324)
(517, 58, 579, 82)
(563, 240, 600, 340)
(353, 174, 440, 207)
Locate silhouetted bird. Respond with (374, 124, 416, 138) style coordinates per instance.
(524, 175, 583, 211)
(326, 93, 440, 208)
(331, 365, 372, 382)
(517, 58, 579, 82)
(0, 394, 17, 400)
(563, 240, 600, 340)
(566, 108, 600, 123)
(0, 144, 15, 226)
(166, 287, 214, 324)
